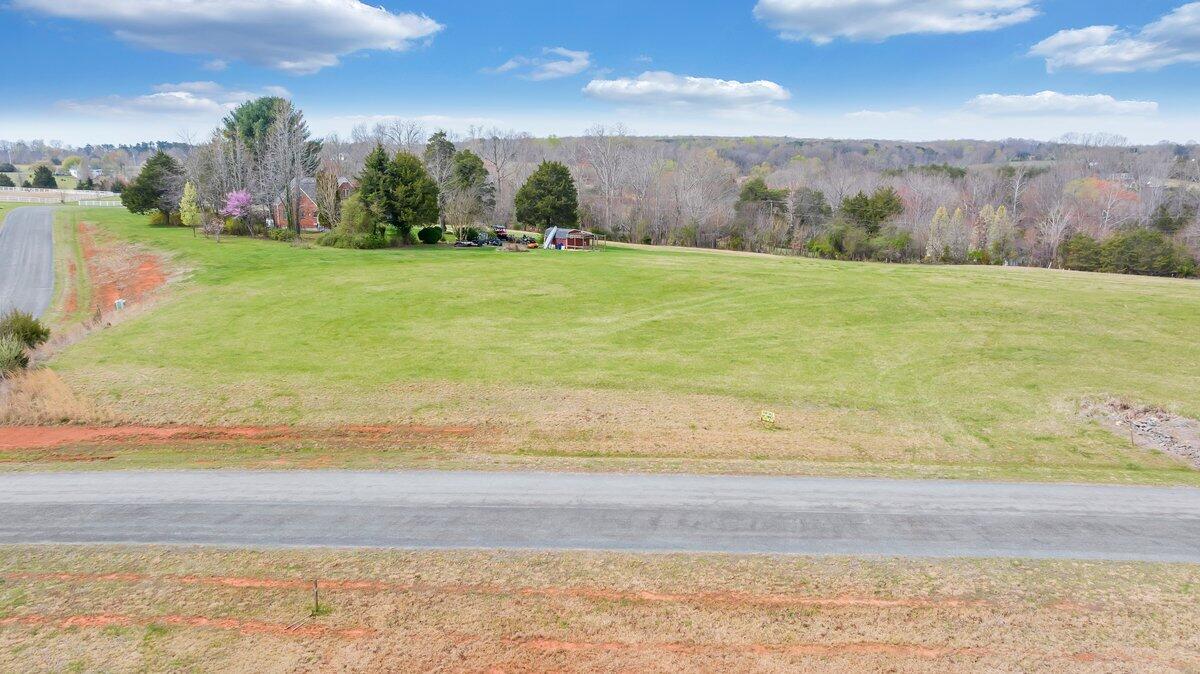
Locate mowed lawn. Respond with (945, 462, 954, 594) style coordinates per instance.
(45, 207, 1200, 481)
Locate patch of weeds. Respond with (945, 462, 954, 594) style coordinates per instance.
(66, 660, 87, 673)
(0, 586, 28, 615)
(101, 625, 130, 637)
(142, 623, 169, 643)
(310, 603, 333, 617)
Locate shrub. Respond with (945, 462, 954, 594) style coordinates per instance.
(0, 310, 50, 349)
(0, 335, 28, 375)
(966, 250, 992, 265)
(459, 226, 482, 243)
(0, 174, 13, 188)
(417, 226, 443, 244)
(868, 228, 913, 262)
(149, 211, 182, 227)
(268, 227, 298, 242)
(337, 194, 375, 235)
(316, 231, 390, 249)
(806, 235, 837, 259)
(1101, 229, 1196, 277)
(1062, 233, 1102, 272)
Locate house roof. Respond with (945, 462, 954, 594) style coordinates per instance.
(550, 228, 593, 238)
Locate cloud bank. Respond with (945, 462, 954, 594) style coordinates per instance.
(13, 0, 442, 74)
(1031, 3, 1200, 73)
(754, 0, 1038, 43)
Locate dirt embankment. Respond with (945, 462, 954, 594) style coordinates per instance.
(75, 219, 167, 316)
(0, 219, 172, 425)
(1083, 399, 1200, 468)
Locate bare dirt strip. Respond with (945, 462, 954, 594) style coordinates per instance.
(0, 424, 476, 451)
(2, 546, 1196, 672)
(75, 220, 167, 315)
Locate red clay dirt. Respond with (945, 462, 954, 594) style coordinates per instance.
(506, 637, 992, 659)
(0, 612, 373, 639)
(62, 260, 78, 314)
(0, 424, 476, 450)
(77, 220, 167, 314)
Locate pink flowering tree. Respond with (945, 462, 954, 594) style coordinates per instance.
(215, 190, 253, 242)
(221, 190, 252, 220)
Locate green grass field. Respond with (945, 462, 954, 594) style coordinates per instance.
(38, 207, 1200, 481)
(1, 171, 78, 191)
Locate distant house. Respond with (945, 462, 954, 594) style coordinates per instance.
(69, 167, 103, 179)
(542, 226, 596, 250)
(273, 177, 354, 231)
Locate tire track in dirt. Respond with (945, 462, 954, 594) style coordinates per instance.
(503, 637, 1150, 665)
(2, 571, 1037, 611)
(0, 612, 373, 639)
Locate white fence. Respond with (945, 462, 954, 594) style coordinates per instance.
(78, 200, 123, 207)
(0, 186, 117, 199)
(0, 196, 57, 204)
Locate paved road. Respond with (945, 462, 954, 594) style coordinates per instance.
(0, 206, 54, 317)
(1, 471, 1198, 560)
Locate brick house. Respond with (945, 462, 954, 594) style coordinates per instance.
(273, 177, 355, 232)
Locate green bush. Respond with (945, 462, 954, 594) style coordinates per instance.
(868, 228, 913, 262)
(0, 310, 50, 349)
(1100, 229, 1196, 277)
(1064, 229, 1196, 277)
(806, 234, 837, 258)
(268, 227, 298, 242)
(460, 226, 482, 243)
(0, 335, 28, 375)
(338, 194, 376, 235)
(149, 211, 183, 227)
(1062, 233, 1103, 272)
(316, 231, 390, 249)
(417, 226, 443, 244)
(966, 250, 992, 265)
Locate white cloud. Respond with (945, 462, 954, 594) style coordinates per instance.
(583, 71, 790, 107)
(59, 83, 289, 117)
(754, 0, 1038, 43)
(966, 91, 1158, 116)
(12, 0, 442, 74)
(1030, 3, 1200, 72)
(487, 47, 591, 80)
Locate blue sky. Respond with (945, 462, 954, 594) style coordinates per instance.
(3, 1, 1199, 144)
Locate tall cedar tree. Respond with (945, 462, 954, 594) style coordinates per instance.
(450, 149, 495, 213)
(357, 145, 394, 238)
(30, 165, 57, 189)
(388, 152, 440, 242)
(121, 151, 183, 221)
(222, 97, 321, 172)
(515, 161, 578, 230)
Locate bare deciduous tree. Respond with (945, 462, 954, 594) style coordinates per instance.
(578, 124, 633, 237)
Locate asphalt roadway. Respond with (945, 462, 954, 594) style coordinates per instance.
(0, 206, 55, 317)
(1, 470, 1198, 561)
